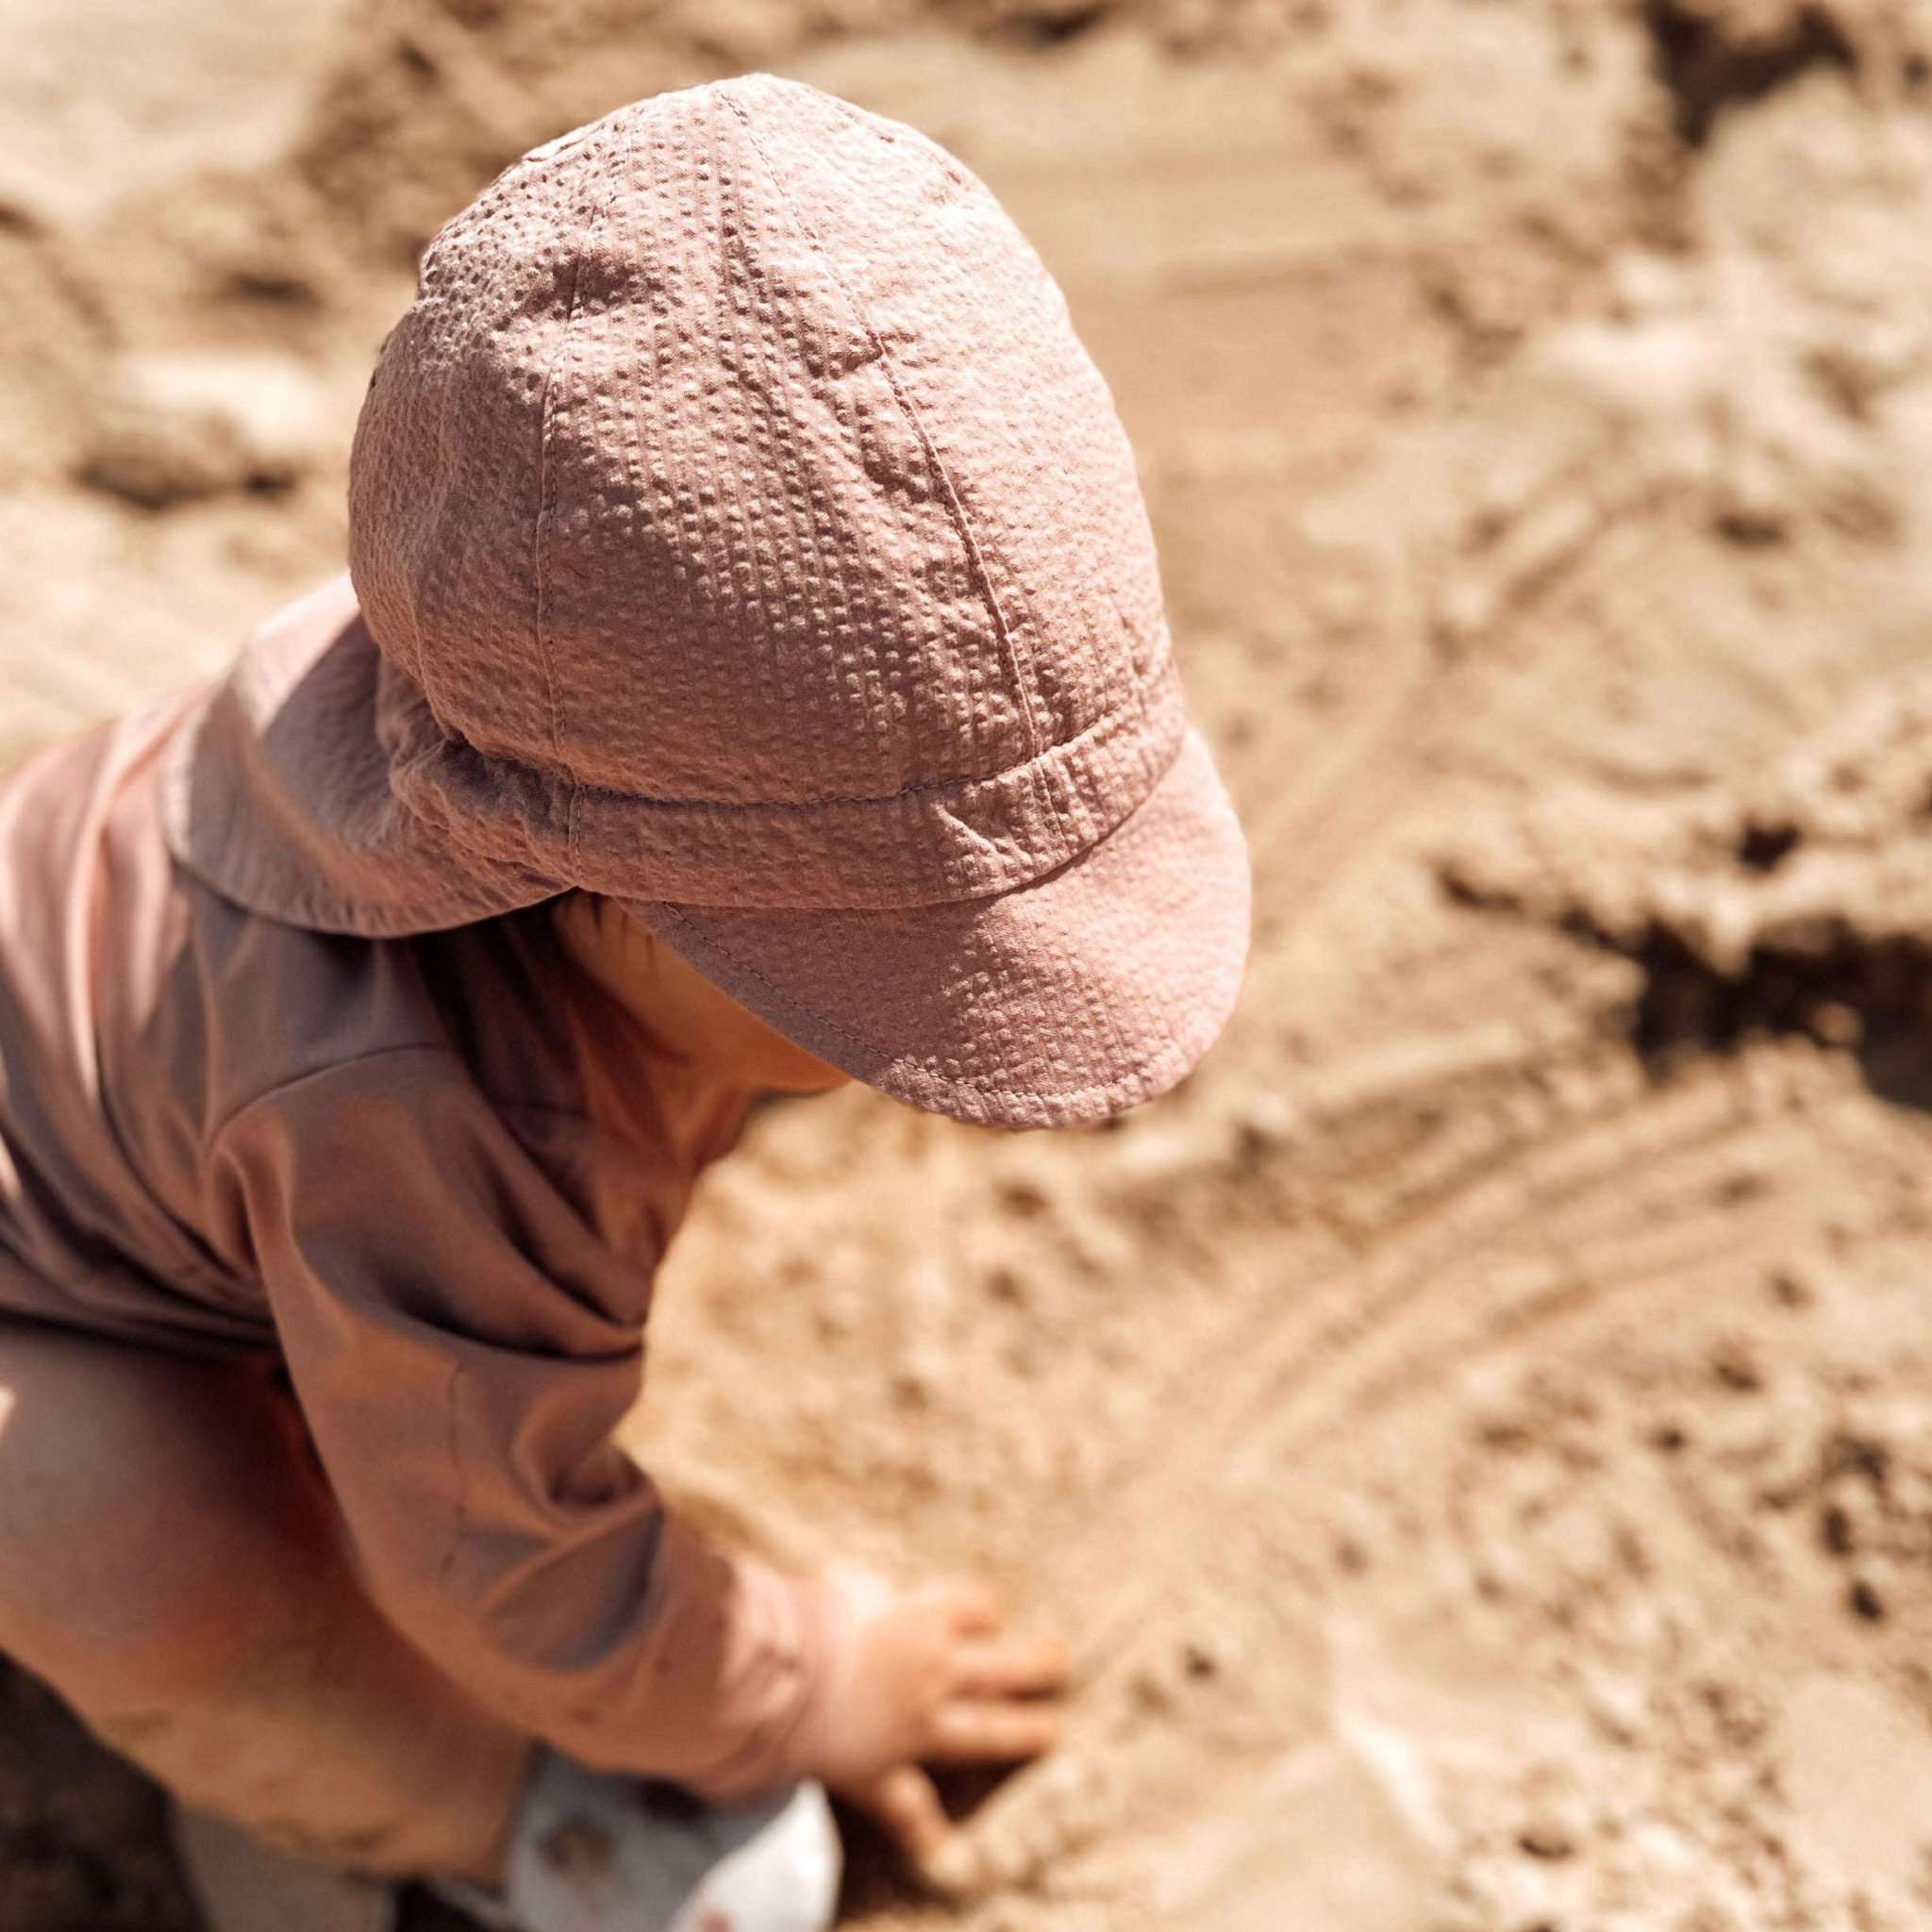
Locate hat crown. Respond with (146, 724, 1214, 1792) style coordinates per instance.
(347, 75, 1180, 908)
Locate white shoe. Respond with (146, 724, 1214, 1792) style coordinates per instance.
(482, 1755, 841, 1932)
(173, 1757, 841, 1932)
(170, 1806, 395, 1932)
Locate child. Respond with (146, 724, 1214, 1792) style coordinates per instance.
(0, 73, 1249, 1932)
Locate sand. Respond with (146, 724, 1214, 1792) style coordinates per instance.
(5, 0, 1932, 1926)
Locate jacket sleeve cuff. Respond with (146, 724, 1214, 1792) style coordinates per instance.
(677, 1553, 857, 1807)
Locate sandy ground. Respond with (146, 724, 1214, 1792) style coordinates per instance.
(6, 0, 1932, 1926)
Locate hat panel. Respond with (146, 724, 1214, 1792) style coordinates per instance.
(732, 79, 1168, 768)
(529, 88, 1034, 808)
(349, 119, 629, 783)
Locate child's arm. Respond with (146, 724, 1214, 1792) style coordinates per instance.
(207, 1045, 1063, 1858)
(208, 1045, 850, 1800)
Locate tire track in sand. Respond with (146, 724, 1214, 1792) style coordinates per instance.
(940, 1043, 1856, 1893)
(1074, 1050, 1820, 1660)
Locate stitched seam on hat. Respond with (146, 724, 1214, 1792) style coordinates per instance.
(793, 92, 1093, 874)
(817, 92, 1111, 875)
(820, 90, 1082, 824)
(534, 131, 624, 874)
(397, 653, 1165, 809)
(531, 221, 575, 848)
(404, 308, 458, 724)
(719, 92, 1048, 764)
(421, 650, 1178, 815)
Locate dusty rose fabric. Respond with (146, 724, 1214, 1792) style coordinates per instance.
(0, 74, 1249, 1815)
(160, 73, 1251, 1128)
(0, 700, 843, 1801)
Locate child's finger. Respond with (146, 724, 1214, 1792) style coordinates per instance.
(933, 1578, 1007, 1636)
(856, 1763, 955, 1867)
(927, 1697, 1064, 1763)
(954, 1633, 1068, 1698)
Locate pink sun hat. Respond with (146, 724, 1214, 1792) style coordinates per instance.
(161, 74, 1249, 1129)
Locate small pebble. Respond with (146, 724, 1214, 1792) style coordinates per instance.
(1847, 1576, 1885, 1623)
(1820, 1503, 1854, 1557)
(1518, 1821, 1574, 1861)
(1807, 1000, 1863, 1049)
(1182, 1639, 1220, 1680)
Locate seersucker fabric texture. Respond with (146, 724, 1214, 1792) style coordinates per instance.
(160, 72, 1250, 1128)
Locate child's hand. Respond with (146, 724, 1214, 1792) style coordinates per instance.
(811, 1571, 1067, 1869)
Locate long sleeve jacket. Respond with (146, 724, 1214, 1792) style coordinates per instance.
(0, 688, 843, 1799)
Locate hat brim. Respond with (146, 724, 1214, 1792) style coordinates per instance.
(629, 730, 1250, 1130)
